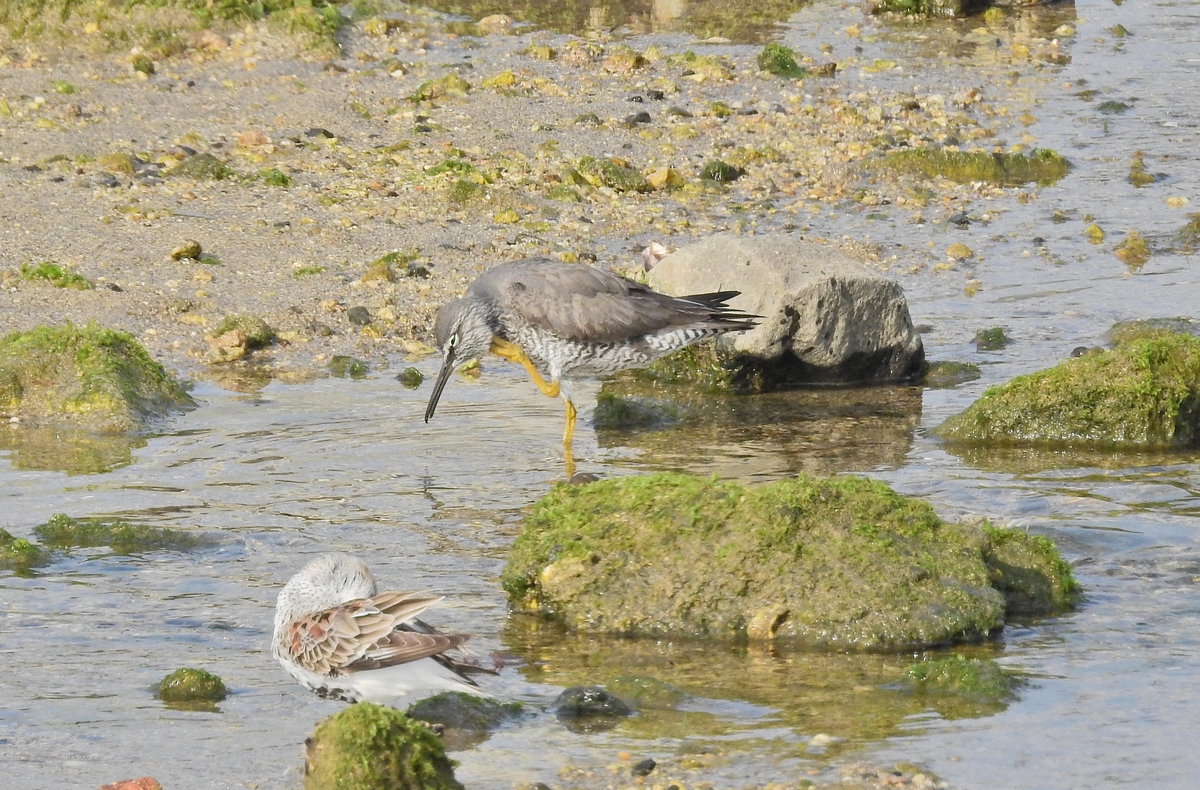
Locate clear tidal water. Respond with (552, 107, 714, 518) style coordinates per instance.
(3, 0, 1200, 787)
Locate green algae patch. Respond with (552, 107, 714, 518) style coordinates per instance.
(503, 472, 1011, 650)
(982, 524, 1077, 617)
(406, 692, 522, 731)
(411, 73, 471, 102)
(0, 324, 194, 433)
(577, 156, 650, 193)
(700, 159, 744, 184)
(212, 315, 274, 348)
(329, 355, 369, 379)
(34, 513, 215, 553)
(610, 339, 739, 393)
(305, 702, 463, 790)
(0, 528, 50, 574)
(0, 425, 145, 474)
(937, 334, 1200, 448)
(877, 148, 1070, 187)
(757, 43, 806, 79)
(19, 261, 92, 290)
(157, 667, 227, 704)
(901, 655, 1016, 702)
(1177, 213, 1200, 253)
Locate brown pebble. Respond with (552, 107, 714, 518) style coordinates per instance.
(99, 778, 162, 790)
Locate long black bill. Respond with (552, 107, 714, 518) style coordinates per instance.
(424, 348, 457, 423)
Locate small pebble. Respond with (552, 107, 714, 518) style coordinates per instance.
(347, 306, 372, 326)
(624, 111, 652, 126)
(631, 758, 657, 777)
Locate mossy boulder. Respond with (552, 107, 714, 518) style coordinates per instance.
(1, 528, 50, 573)
(877, 148, 1070, 187)
(34, 513, 215, 553)
(157, 667, 227, 702)
(937, 334, 1200, 448)
(304, 702, 463, 790)
(1105, 318, 1200, 346)
(0, 324, 194, 433)
(502, 473, 1074, 650)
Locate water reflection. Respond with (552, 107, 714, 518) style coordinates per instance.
(0, 425, 146, 475)
(597, 385, 922, 480)
(419, 0, 810, 43)
(503, 616, 1016, 746)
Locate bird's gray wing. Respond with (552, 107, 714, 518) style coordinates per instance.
(501, 263, 723, 343)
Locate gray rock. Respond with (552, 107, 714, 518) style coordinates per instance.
(647, 234, 924, 385)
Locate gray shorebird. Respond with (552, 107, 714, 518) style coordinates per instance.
(424, 258, 756, 469)
(272, 553, 489, 703)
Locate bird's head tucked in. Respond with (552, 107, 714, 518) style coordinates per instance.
(273, 553, 376, 635)
(425, 296, 496, 423)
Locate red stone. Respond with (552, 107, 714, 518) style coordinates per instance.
(99, 777, 162, 790)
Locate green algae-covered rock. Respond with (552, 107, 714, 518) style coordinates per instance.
(982, 524, 1077, 616)
(0, 324, 194, 433)
(0, 528, 50, 573)
(406, 692, 522, 731)
(901, 656, 1016, 703)
(938, 334, 1200, 448)
(577, 156, 650, 193)
(305, 702, 463, 790)
(172, 153, 235, 180)
(757, 43, 806, 78)
(878, 148, 1070, 186)
(34, 513, 215, 554)
(158, 667, 227, 702)
(923, 361, 981, 389)
(592, 393, 680, 430)
(1105, 317, 1200, 346)
(503, 473, 1020, 650)
(213, 315, 275, 349)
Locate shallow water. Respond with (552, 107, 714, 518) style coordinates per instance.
(4, 0, 1200, 787)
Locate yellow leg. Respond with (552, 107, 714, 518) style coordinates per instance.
(490, 337, 559, 398)
(563, 399, 577, 448)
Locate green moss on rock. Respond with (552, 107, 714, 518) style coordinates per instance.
(172, 153, 235, 180)
(757, 43, 806, 78)
(901, 656, 1015, 702)
(406, 692, 522, 731)
(503, 472, 1021, 650)
(982, 524, 1077, 616)
(937, 334, 1200, 447)
(158, 667, 227, 702)
(700, 159, 744, 183)
(577, 156, 650, 193)
(305, 702, 463, 790)
(0, 324, 194, 433)
(878, 148, 1070, 187)
(974, 327, 1010, 351)
(34, 513, 214, 553)
(0, 528, 50, 573)
(213, 315, 275, 348)
(1106, 318, 1200, 347)
(329, 355, 369, 379)
(19, 261, 92, 290)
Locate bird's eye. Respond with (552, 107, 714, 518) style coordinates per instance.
(448, 333, 458, 348)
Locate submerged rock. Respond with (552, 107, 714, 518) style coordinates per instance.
(0, 528, 50, 573)
(923, 361, 982, 388)
(503, 473, 1073, 650)
(553, 685, 632, 732)
(938, 334, 1200, 448)
(900, 656, 1016, 703)
(645, 234, 925, 390)
(864, 0, 989, 17)
(34, 513, 215, 553)
(304, 702, 463, 790)
(406, 692, 522, 732)
(157, 667, 228, 702)
(982, 523, 1077, 616)
(0, 324, 194, 433)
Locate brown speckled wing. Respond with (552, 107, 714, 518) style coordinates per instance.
(285, 591, 451, 676)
